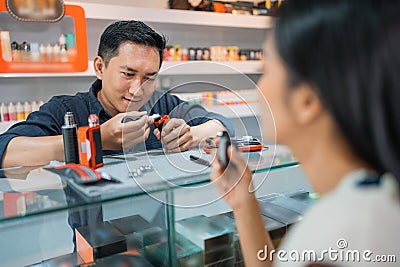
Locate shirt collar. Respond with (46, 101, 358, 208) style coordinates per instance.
(89, 79, 112, 123)
(335, 169, 400, 201)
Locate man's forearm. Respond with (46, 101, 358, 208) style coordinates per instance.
(2, 136, 64, 168)
(190, 119, 226, 145)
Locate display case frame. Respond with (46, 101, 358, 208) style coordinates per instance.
(0, 146, 313, 266)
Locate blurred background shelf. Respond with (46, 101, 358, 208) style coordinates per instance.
(67, 1, 274, 29)
(206, 103, 260, 118)
(0, 60, 262, 78)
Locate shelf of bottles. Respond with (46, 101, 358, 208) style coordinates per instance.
(0, 3, 88, 73)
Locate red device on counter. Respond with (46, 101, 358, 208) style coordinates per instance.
(78, 114, 104, 169)
(203, 135, 265, 154)
(54, 163, 102, 184)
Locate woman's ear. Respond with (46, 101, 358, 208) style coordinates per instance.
(290, 83, 324, 125)
(93, 56, 104, 80)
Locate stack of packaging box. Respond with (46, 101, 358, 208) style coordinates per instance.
(208, 190, 316, 266)
(143, 231, 203, 266)
(209, 211, 287, 267)
(176, 215, 236, 266)
(109, 214, 163, 254)
(34, 190, 316, 266)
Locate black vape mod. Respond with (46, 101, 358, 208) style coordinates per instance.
(62, 112, 80, 164)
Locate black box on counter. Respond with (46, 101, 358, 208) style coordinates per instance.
(88, 254, 154, 267)
(259, 190, 316, 215)
(223, 210, 287, 240)
(109, 214, 162, 253)
(176, 215, 235, 266)
(29, 252, 85, 267)
(75, 221, 127, 263)
(144, 231, 203, 267)
(258, 200, 303, 225)
(211, 211, 287, 267)
(208, 213, 242, 266)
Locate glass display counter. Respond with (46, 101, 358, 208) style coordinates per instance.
(0, 145, 313, 266)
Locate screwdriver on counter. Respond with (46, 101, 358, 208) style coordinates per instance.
(189, 155, 211, 167)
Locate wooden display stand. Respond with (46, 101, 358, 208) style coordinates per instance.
(0, 2, 88, 73)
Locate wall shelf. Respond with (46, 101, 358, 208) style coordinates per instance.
(161, 61, 263, 75)
(66, 1, 274, 29)
(0, 60, 263, 78)
(0, 1, 267, 114)
(206, 103, 260, 118)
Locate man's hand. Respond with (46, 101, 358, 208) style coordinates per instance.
(154, 118, 194, 152)
(101, 111, 153, 150)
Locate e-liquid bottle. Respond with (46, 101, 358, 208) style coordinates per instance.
(59, 34, 68, 62)
(62, 112, 80, 164)
(31, 101, 39, 112)
(11, 41, 19, 62)
(0, 31, 12, 62)
(0, 103, 8, 122)
(30, 42, 40, 62)
(16, 102, 24, 121)
(65, 33, 77, 62)
(8, 102, 16, 121)
(21, 41, 30, 62)
(45, 44, 53, 62)
(39, 44, 46, 62)
(23, 101, 31, 119)
(188, 47, 196, 61)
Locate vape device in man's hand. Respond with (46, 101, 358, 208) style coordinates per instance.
(149, 113, 171, 132)
(62, 112, 79, 164)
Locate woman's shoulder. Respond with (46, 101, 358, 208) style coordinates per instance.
(276, 172, 400, 266)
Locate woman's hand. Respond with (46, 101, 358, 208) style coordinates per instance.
(210, 144, 256, 211)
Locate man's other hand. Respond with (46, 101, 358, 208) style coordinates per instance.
(101, 111, 153, 150)
(154, 118, 194, 153)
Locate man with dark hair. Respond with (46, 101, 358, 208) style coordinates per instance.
(0, 20, 233, 168)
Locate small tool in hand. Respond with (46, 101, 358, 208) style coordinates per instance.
(189, 155, 211, 167)
(121, 115, 142, 123)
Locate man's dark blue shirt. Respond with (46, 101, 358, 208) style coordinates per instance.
(0, 79, 234, 168)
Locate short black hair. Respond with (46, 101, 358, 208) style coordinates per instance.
(275, 0, 400, 182)
(98, 20, 166, 67)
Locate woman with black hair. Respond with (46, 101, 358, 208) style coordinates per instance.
(210, 0, 400, 266)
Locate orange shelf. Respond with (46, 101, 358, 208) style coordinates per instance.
(0, 3, 88, 73)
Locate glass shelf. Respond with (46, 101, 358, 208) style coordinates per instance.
(0, 60, 263, 77)
(0, 145, 303, 266)
(0, 145, 297, 223)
